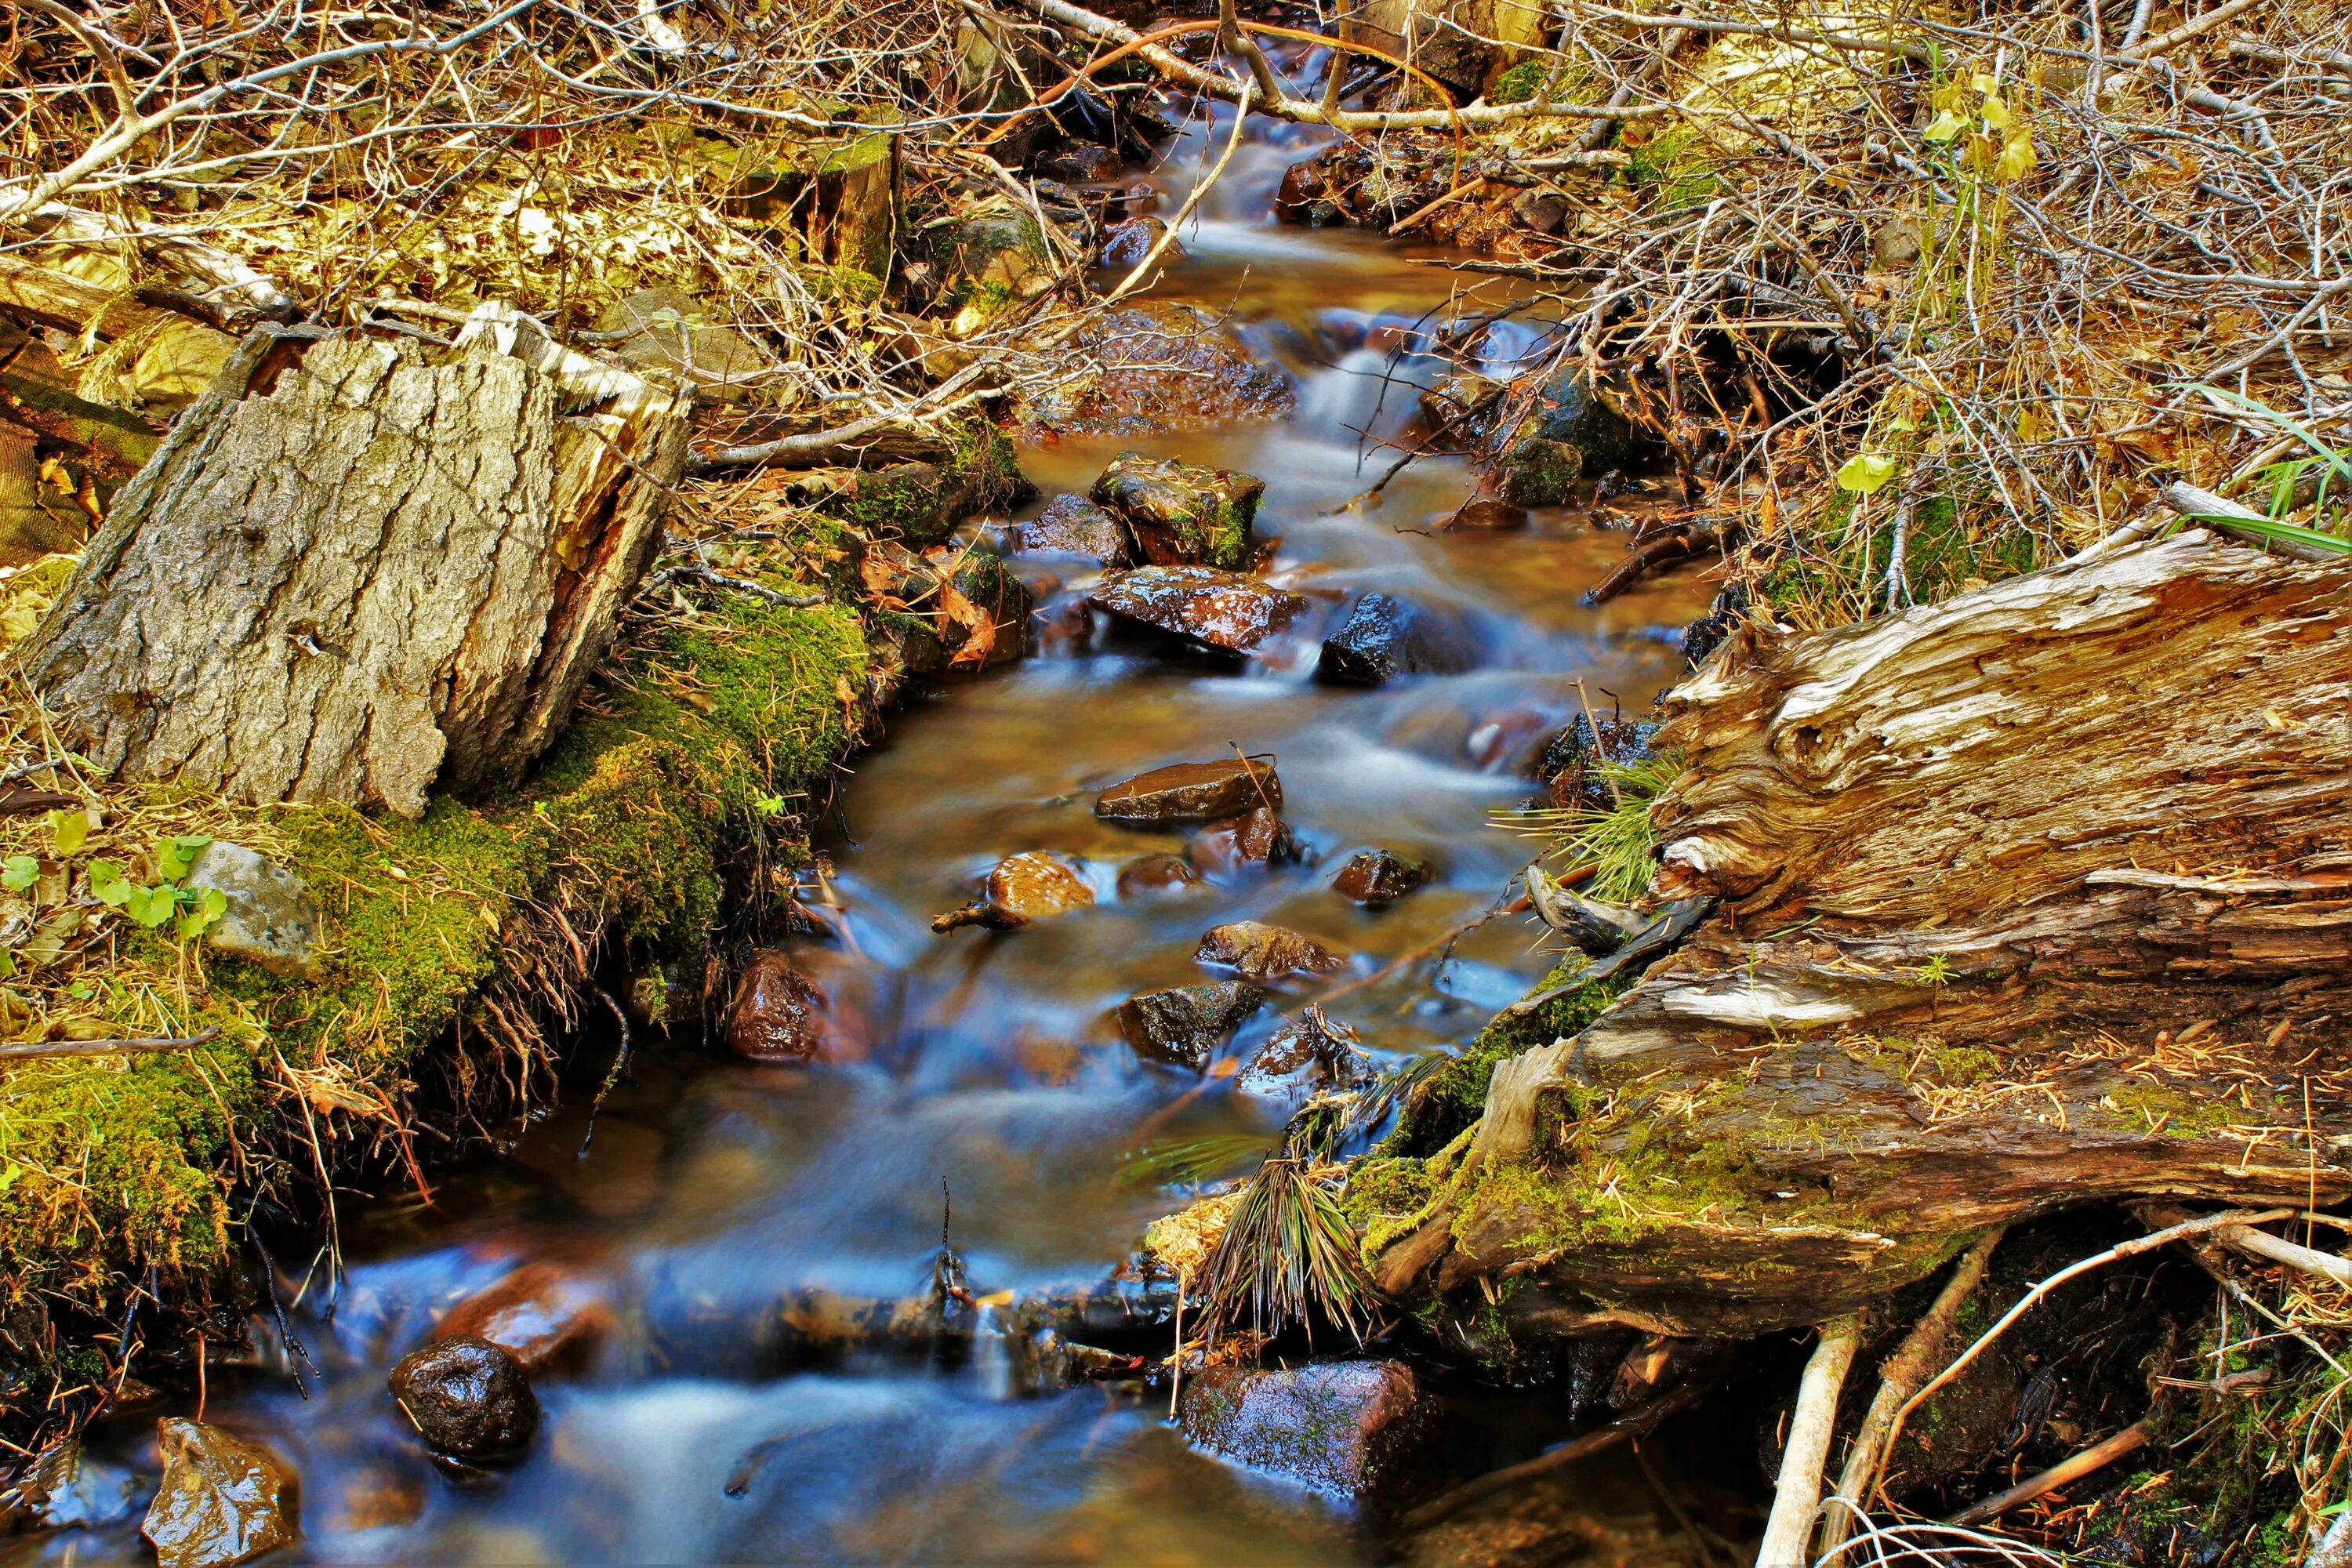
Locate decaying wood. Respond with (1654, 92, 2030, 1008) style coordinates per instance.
(1759, 1316, 1863, 1568)
(1371, 530, 2352, 1338)
(16, 306, 690, 816)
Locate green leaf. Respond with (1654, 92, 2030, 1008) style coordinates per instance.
(1, 856, 38, 892)
(45, 809, 87, 856)
(154, 833, 212, 882)
(86, 859, 130, 906)
(0, 1163, 21, 1195)
(177, 887, 230, 941)
(753, 792, 787, 817)
(1836, 453, 1900, 494)
(2182, 511, 2352, 555)
(124, 885, 177, 928)
(1922, 110, 1968, 144)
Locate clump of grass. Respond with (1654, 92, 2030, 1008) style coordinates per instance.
(1494, 752, 1684, 905)
(1200, 1156, 1374, 1346)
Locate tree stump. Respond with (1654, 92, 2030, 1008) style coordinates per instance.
(16, 307, 690, 817)
(1371, 529, 2352, 1338)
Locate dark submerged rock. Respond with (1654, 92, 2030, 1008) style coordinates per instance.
(1013, 494, 1133, 568)
(1116, 982, 1269, 1069)
(1116, 853, 1201, 898)
(1194, 920, 1350, 982)
(1095, 757, 1280, 824)
(1189, 807, 1300, 876)
(1089, 453, 1265, 571)
(141, 1419, 300, 1568)
(1316, 593, 1475, 685)
(1098, 216, 1174, 270)
(1178, 1360, 1436, 1499)
(388, 1334, 540, 1462)
(1332, 849, 1432, 907)
(1449, 497, 1527, 530)
(1089, 565, 1305, 655)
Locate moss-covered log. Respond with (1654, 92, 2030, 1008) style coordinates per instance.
(1370, 529, 2352, 1338)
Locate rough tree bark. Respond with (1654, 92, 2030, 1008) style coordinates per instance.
(16, 307, 690, 817)
(1371, 529, 2352, 1338)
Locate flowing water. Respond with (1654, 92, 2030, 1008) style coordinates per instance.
(19, 112, 1751, 1566)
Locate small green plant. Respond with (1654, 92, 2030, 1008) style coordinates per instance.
(1200, 1155, 1374, 1345)
(1494, 752, 1684, 905)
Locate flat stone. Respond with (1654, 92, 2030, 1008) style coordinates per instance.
(183, 841, 321, 978)
(437, 1259, 614, 1377)
(1316, 592, 1476, 685)
(724, 949, 831, 1062)
(1332, 849, 1432, 907)
(1188, 808, 1299, 876)
(593, 286, 764, 399)
(1194, 920, 1350, 982)
(388, 1334, 539, 1462)
(1178, 1360, 1436, 1499)
(1014, 301, 1293, 437)
(1095, 757, 1281, 825)
(1088, 565, 1305, 654)
(1116, 982, 1269, 1070)
(1090, 453, 1264, 571)
(142, 1418, 299, 1568)
(1013, 494, 1133, 568)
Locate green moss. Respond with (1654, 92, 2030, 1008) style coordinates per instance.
(2103, 1082, 2239, 1139)
(1495, 435, 1583, 508)
(1490, 62, 1548, 104)
(1624, 128, 1718, 210)
(1385, 966, 1631, 1158)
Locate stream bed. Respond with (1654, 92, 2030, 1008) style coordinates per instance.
(16, 114, 1763, 1566)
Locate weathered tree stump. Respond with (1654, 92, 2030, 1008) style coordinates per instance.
(16, 307, 690, 817)
(1371, 529, 2352, 1338)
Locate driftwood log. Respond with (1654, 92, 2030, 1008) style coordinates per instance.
(17, 307, 690, 816)
(1372, 528, 2352, 1338)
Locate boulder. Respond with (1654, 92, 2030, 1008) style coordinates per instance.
(1013, 301, 1292, 437)
(932, 851, 1096, 932)
(1194, 920, 1351, 982)
(1494, 434, 1583, 507)
(593, 286, 764, 400)
(1189, 808, 1300, 876)
(1012, 494, 1133, 568)
(1116, 982, 1269, 1070)
(437, 1259, 615, 1377)
(1332, 849, 1432, 907)
(1178, 1361, 1436, 1498)
(1094, 757, 1281, 825)
(1116, 853, 1201, 898)
(142, 1418, 299, 1568)
(1315, 593, 1476, 685)
(1098, 216, 1174, 270)
(183, 841, 321, 978)
(724, 949, 833, 1062)
(1089, 453, 1264, 571)
(1490, 367, 1644, 506)
(387, 1334, 540, 1462)
(1088, 566, 1305, 655)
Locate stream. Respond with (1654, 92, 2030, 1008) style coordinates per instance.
(19, 112, 1754, 1566)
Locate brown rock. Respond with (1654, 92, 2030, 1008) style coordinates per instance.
(1449, 497, 1527, 530)
(1088, 565, 1306, 655)
(1095, 757, 1282, 824)
(388, 1335, 540, 1461)
(1189, 808, 1300, 876)
(1014, 301, 1292, 437)
(1178, 1361, 1435, 1498)
(1013, 494, 1133, 568)
(1032, 592, 1095, 656)
(1332, 850, 1432, 907)
(933, 851, 1096, 932)
(1040, 143, 1125, 182)
(1116, 982, 1269, 1070)
(142, 1419, 299, 1568)
(1236, 1010, 1363, 1097)
(1273, 160, 1334, 225)
(1194, 920, 1351, 982)
(1116, 853, 1201, 897)
(1098, 216, 1174, 270)
(1090, 453, 1264, 571)
(437, 1259, 615, 1377)
(724, 949, 833, 1062)
(1511, 189, 1570, 234)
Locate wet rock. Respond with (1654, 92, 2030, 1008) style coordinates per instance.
(1088, 565, 1305, 655)
(1449, 497, 1526, 530)
(1194, 920, 1350, 982)
(1178, 1360, 1435, 1498)
(142, 1418, 299, 1568)
(1116, 853, 1201, 898)
(437, 1260, 614, 1377)
(1506, 366, 1645, 473)
(1493, 434, 1582, 508)
(183, 841, 321, 978)
(724, 949, 833, 1062)
(1089, 453, 1265, 572)
(1538, 713, 1663, 811)
(1013, 301, 1293, 437)
(1098, 216, 1174, 270)
(1189, 807, 1300, 876)
(1012, 494, 1133, 568)
(22, 1439, 145, 1530)
(1333, 849, 1432, 907)
(1316, 593, 1475, 685)
(1094, 757, 1281, 825)
(593, 286, 763, 401)
(933, 851, 1095, 932)
(935, 200, 1054, 322)
(1038, 143, 1124, 182)
(1468, 704, 1554, 771)
(388, 1334, 540, 1462)
(1032, 591, 1095, 656)
(1237, 1008, 1366, 1097)
(1273, 158, 1339, 226)
(1679, 582, 1750, 670)
(1417, 370, 1503, 448)
(1116, 982, 1269, 1070)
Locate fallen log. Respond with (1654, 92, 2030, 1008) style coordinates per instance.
(16, 307, 691, 816)
(1367, 528, 2352, 1339)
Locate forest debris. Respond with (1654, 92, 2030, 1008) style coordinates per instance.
(1945, 1421, 2151, 1528)
(1757, 1316, 1863, 1568)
